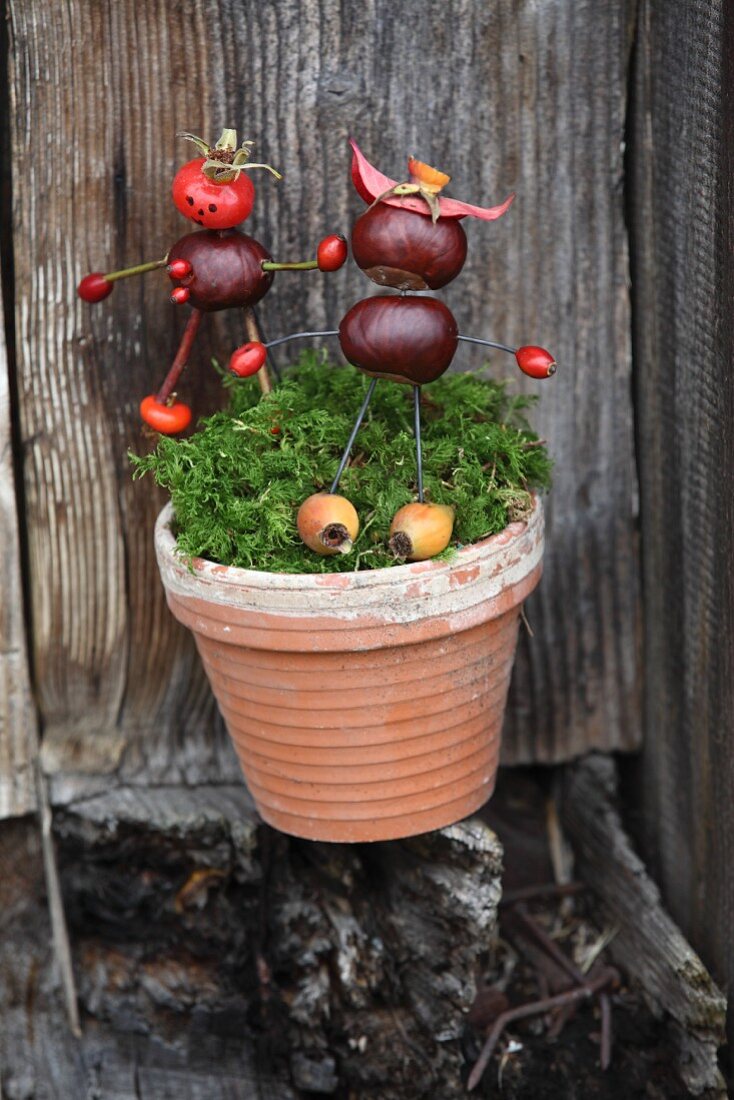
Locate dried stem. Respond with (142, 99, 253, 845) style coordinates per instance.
(500, 882, 584, 908)
(105, 257, 167, 282)
(466, 968, 618, 1091)
(156, 308, 203, 404)
(36, 763, 81, 1038)
(244, 307, 271, 395)
(600, 992, 613, 1070)
(511, 904, 589, 988)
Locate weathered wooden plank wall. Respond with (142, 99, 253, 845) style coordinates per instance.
(4, 0, 640, 809)
(629, 0, 734, 1056)
(0, 287, 38, 816)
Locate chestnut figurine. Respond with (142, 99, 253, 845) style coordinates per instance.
(77, 128, 348, 432)
(266, 140, 555, 534)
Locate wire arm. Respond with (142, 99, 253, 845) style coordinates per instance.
(458, 335, 517, 355)
(264, 330, 340, 350)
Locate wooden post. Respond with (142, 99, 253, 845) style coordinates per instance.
(628, 0, 734, 1058)
(244, 306, 272, 395)
(0, 285, 38, 819)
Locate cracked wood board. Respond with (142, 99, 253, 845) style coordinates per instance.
(0, 276, 38, 819)
(53, 784, 503, 1098)
(561, 756, 727, 1097)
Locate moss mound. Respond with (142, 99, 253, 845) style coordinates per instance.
(132, 354, 551, 573)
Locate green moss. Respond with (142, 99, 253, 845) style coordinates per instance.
(131, 353, 551, 573)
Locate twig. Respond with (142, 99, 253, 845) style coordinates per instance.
(577, 924, 619, 974)
(511, 904, 589, 989)
(546, 794, 574, 893)
(467, 968, 618, 1091)
(156, 307, 203, 403)
(36, 762, 81, 1038)
(245, 306, 272, 395)
(546, 1000, 577, 1041)
(248, 306, 281, 383)
(520, 605, 535, 637)
(600, 992, 613, 1070)
(390, 1009, 437, 1083)
(500, 882, 584, 907)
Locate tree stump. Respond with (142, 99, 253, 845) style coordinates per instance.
(54, 785, 503, 1097)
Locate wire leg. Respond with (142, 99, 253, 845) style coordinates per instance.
(330, 378, 377, 494)
(413, 385, 424, 502)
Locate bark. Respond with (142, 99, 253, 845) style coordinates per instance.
(53, 785, 503, 1098)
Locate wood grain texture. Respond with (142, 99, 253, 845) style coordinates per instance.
(8, 0, 640, 790)
(0, 281, 38, 817)
(561, 757, 727, 1097)
(628, 0, 734, 1062)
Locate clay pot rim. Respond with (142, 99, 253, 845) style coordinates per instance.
(155, 494, 543, 593)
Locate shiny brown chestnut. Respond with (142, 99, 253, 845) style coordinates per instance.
(166, 229, 274, 312)
(339, 295, 458, 385)
(351, 204, 467, 291)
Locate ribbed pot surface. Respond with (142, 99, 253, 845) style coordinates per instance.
(155, 499, 544, 842)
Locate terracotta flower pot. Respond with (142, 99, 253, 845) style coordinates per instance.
(155, 499, 544, 843)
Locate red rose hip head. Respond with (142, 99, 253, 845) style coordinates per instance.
(172, 158, 256, 229)
(229, 341, 268, 378)
(317, 234, 348, 272)
(171, 129, 282, 230)
(77, 272, 113, 303)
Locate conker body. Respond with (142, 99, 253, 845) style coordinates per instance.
(351, 204, 467, 291)
(339, 295, 458, 385)
(167, 229, 273, 312)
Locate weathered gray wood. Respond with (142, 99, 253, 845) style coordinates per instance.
(37, 765, 82, 1038)
(7, 1, 239, 798)
(0, 817, 88, 1098)
(0, 814, 298, 1098)
(0, 281, 38, 818)
(6, 0, 641, 797)
(561, 756, 727, 1097)
(269, 819, 503, 1097)
(628, 0, 734, 1061)
(55, 786, 503, 1098)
